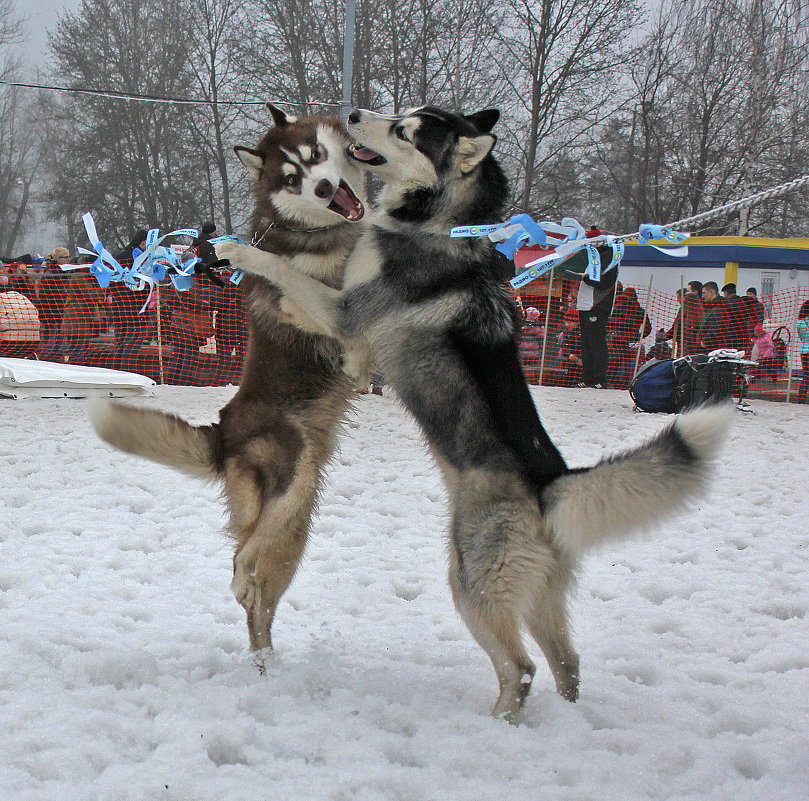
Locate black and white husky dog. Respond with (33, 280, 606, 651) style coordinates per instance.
(215, 106, 729, 721)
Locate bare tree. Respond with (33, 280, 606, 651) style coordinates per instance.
(583, 0, 809, 235)
(44, 0, 207, 247)
(0, 0, 41, 256)
(238, 0, 343, 112)
(184, 0, 252, 232)
(489, 0, 640, 215)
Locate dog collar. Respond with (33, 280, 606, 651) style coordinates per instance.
(252, 219, 345, 246)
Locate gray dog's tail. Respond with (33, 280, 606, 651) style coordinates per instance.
(542, 405, 730, 559)
(88, 399, 220, 479)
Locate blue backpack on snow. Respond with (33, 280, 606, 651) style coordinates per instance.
(629, 359, 678, 413)
(630, 354, 753, 413)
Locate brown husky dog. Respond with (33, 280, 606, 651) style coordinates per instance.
(90, 106, 367, 662)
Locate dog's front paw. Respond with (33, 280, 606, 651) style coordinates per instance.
(214, 241, 253, 267)
(343, 342, 370, 389)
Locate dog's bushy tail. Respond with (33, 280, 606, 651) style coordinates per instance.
(89, 399, 220, 479)
(543, 405, 730, 559)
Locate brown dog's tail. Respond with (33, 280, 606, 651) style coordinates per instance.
(88, 399, 221, 479)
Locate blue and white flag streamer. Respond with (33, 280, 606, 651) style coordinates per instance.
(74, 214, 246, 311)
(451, 215, 690, 289)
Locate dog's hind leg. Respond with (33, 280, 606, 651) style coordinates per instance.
(524, 574, 580, 702)
(233, 471, 319, 654)
(447, 499, 538, 723)
(244, 512, 310, 655)
(223, 436, 321, 656)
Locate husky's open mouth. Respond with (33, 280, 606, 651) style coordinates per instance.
(327, 179, 365, 222)
(347, 142, 387, 167)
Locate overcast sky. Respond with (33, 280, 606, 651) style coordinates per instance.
(13, 0, 78, 62)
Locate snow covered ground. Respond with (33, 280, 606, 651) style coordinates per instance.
(1, 386, 807, 801)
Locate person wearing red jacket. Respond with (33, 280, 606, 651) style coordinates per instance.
(699, 282, 749, 353)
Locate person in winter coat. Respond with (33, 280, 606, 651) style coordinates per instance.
(796, 300, 809, 403)
(564, 249, 618, 388)
(750, 323, 780, 382)
(744, 287, 766, 328)
(37, 248, 71, 360)
(722, 283, 756, 351)
(519, 306, 545, 384)
(58, 272, 104, 364)
(698, 281, 749, 353)
(110, 229, 151, 372)
(750, 323, 774, 361)
(609, 286, 651, 387)
(668, 286, 705, 355)
(559, 308, 583, 386)
(647, 329, 672, 362)
(165, 284, 213, 385)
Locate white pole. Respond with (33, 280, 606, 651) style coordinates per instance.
(538, 270, 554, 387)
(340, 0, 357, 123)
(156, 284, 165, 385)
(633, 274, 654, 381)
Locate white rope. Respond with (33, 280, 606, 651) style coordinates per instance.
(614, 173, 809, 243)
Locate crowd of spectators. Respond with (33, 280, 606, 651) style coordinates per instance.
(0, 225, 245, 385)
(2, 232, 807, 396)
(516, 270, 805, 393)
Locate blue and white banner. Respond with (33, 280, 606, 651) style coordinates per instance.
(452, 214, 689, 289)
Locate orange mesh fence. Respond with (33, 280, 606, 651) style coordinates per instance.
(515, 278, 809, 402)
(1, 259, 807, 402)
(0, 261, 245, 386)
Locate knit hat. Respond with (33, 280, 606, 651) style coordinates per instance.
(753, 323, 765, 337)
(131, 229, 149, 247)
(525, 306, 540, 321)
(201, 221, 217, 235)
(564, 308, 579, 323)
(51, 247, 70, 260)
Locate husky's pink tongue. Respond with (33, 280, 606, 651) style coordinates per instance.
(351, 146, 381, 162)
(328, 182, 364, 221)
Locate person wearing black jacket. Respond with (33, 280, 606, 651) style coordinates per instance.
(188, 222, 245, 384)
(564, 248, 619, 388)
(110, 229, 150, 372)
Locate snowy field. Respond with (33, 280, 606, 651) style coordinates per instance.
(1, 385, 807, 801)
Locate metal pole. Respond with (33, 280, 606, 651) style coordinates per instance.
(785, 291, 798, 403)
(632, 274, 654, 381)
(679, 274, 685, 358)
(340, 0, 357, 123)
(156, 284, 165, 385)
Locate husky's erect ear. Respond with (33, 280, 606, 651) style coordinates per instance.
(463, 109, 499, 134)
(234, 146, 264, 180)
(266, 103, 298, 127)
(456, 134, 496, 174)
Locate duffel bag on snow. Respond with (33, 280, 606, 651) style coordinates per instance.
(629, 359, 677, 412)
(630, 354, 739, 413)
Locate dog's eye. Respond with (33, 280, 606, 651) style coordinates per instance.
(395, 126, 409, 142)
(284, 173, 300, 188)
(310, 147, 321, 161)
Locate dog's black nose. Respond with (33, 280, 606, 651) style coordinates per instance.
(314, 178, 334, 199)
(348, 109, 361, 124)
